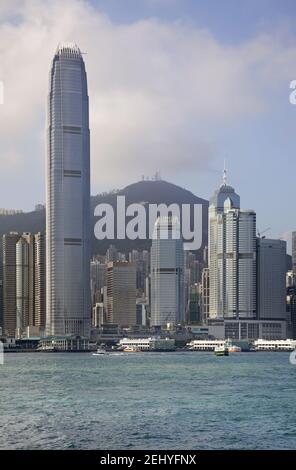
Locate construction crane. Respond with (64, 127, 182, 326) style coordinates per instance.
(257, 227, 271, 239)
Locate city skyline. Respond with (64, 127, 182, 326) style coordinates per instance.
(0, 0, 296, 244)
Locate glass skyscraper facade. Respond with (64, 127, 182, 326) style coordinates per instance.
(209, 175, 257, 319)
(208, 177, 240, 318)
(150, 216, 185, 327)
(46, 43, 91, 337)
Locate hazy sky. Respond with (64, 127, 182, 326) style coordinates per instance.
(0, 0, 296, 246)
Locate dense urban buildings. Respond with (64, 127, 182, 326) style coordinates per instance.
(2, 232, 46, 338)
(46, 43, 91, 338)
(207, 171, 288, 340)
(2, 232, 20, 336)
(150, 216, 185, 328)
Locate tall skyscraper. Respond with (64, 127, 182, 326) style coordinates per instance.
(3, 232, 20, 336)
(16, 233, 35, 334)
(257, 238, 286, 320)
(3, 232, 46, 338)
(292, 231, 296, 274)
(209, 170, 256, 319)
(150, 216, 185, 327)
(90, 260, 106, 307)
(106, 262, 136, 327)
(201, 267, 210, 323)
(34, 233, 46, 330)
(46, 43, 91, 337)
(209, 168, 240, 318)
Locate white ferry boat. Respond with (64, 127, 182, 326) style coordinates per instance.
(253, 339, 296, 351)
(214, 345, 229, 357)
(187, 340, 226, 351)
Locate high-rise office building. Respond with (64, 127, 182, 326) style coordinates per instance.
(34, 233, 46, 329)
(150, 216, 185, 327)
(287, 286, 296, 339)
(223, 208, 257, 318)
(201, 267, 210, 324)
(292, 231, 296, 274)
(209, 169, 240, 318)
(0, 243, 3, 333)
(209, 171, 256, 319)
(46, 43, 91, 337)
(106, 262, 136, 327)
(3, 232, 46, 338)
(3, 232, 20, 336)
(16, 233, 35, 334)
(90, 260, 106, 307)
(257, 238, 286, 320)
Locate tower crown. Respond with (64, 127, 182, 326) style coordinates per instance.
(56, 43, 82, 58)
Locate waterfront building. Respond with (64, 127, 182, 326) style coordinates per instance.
(150, 216, 185, 328)
(257, 238, 287, 320)
(46, 43, 91, 337)
(106, 262, 136, 327)
(208, 318, 287, 341)
(39, 335, 89, 351)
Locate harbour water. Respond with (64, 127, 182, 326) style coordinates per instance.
(1, 352, 296, 450)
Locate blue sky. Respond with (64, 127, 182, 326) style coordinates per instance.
(0, 0, 296, 248)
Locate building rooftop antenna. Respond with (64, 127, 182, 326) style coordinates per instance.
(223, 159, 227, 186)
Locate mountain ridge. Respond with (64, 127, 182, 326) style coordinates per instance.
(0, 179, 209, 257)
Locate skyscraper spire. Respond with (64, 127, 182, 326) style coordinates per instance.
(223, 159, 227, 186)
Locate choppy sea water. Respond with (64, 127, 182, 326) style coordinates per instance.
(1, 351, 296, 450)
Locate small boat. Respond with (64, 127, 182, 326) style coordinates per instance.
(92, 348, 108, 356)
(214, 345, 229, 356)
(226, 342, 242, 353)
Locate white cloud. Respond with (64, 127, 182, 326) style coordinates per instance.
(0, 0, 296, 198)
